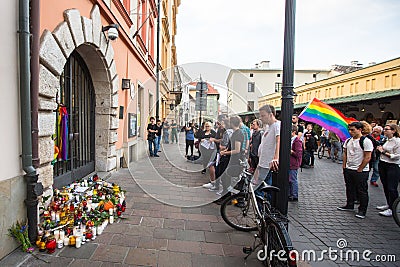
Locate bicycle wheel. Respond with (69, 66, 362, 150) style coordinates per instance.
(393, 197, 400, 227)
(317, 145, 324, 159)
(263, 220, 293, 267)
(220, 193, 258, 232)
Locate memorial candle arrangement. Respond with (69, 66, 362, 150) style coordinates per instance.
(36, 174, 127, 253)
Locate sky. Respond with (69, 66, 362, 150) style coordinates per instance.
(175, 0, 400, 75)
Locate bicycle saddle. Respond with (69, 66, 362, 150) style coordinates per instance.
(258, 182, 280, 192)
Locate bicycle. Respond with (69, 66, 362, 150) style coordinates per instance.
(220, 167, 296, 266)
(393, 196, 400, 227)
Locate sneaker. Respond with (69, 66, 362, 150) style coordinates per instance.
(201, 169, 206, 174)
(379, 209, 392, 217)
(355, 211, 366, 219)
(208, 185, 219, 192)
(337, 205, 354, 211)
(216, 189, 223, 196)
(202, 182, 214, 189)
(154, 154, 160, 157)
(327, 156, 331, 159)
(337, 161, 343, 164)
(376, 205, 389, 211)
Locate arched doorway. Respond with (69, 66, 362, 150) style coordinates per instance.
(53, 51, 95, 186)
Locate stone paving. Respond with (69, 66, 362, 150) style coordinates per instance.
(1, 132, 399, 267)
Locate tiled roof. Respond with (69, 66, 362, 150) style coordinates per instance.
(188, 82, 219, 95)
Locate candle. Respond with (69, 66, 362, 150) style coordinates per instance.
(53, 230, 60, 241)
(109, 208, 113, 215)
(109, 215, 114, 224)
(75, 237, 82, 248)
(57, 240, 63, 249)
(59, 230, 65, 241)
(55, 212, 61, 222)
(63, 237, 69, 246)
(51, 211, 56, 221)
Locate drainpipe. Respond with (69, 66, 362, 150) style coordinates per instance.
(155, 0, 161, 119)
(30, 0, 40, 169)
(19, 0, 42, 243)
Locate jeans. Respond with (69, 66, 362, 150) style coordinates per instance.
(370, 159, 380, 183)
(255, 167, 273, 199)
(185, 139, 194, 156)
(306, 149, 315, 166)
(343, 168, 369, 213)
(148, 139, 157, 156)
(171, 130, 178, 143)
(331, 141, 342, 161)
(288, 169, 298, 198)
(156, 135, 161, 152)
(378, 161, 400, 209)
(163, 131, 169, 143)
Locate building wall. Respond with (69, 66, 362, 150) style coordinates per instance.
(0, 0, 21, 182)
(0, 0, 28, 259)
(227, 69, 330, 114)
(259, 57, 400, 109)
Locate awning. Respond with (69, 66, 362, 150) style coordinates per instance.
(276, 89, 400, 111)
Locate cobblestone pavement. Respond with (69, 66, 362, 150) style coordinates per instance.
(1, 133, 399, 267)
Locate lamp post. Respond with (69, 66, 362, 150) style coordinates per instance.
(275, 0, 296, 217)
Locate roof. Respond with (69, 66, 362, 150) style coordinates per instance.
(276, 89, 400, 111)
(188, 82, 219, 95)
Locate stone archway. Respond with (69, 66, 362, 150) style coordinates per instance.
(37, 5, 118, 190)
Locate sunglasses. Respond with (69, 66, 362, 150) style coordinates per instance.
(384, 128, 393, 131)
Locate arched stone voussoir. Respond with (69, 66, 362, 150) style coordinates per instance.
(64, 9, 85, 48)
(39, 30, 67, 76)
(90, 5, 101, 48)
(111, 75, 119, 94)
(81, 17, 93, 43)
(53, 21, 75, 58)
(105, 43, 114, 67)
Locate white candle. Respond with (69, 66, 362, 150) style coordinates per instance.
(55, 212, 60, 222)
(63, 237, 69, 246)
(57, 240, 63, 249)
(59, 230, 65, 241)
(109, 208, 113, 215)
(109, 215, 114, 224)
(53, 230, 60, 241)
(75, 237, 82, 248)
(51, 211, 56, 221)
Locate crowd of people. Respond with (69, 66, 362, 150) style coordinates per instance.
(147, 109, 399, 219)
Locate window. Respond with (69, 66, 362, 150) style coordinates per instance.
(275, 82, 282, 92)
(248, 82, 255, 92)
(247, 101, 255, 112)
(277, 73, 281, 78)
(249, 73, 254, 77)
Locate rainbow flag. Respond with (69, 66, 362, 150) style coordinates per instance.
(299, 98, 357, 141)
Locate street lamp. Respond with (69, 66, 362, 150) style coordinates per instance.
(276, 0, 296, 217)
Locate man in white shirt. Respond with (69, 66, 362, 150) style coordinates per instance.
(337, 121, 373, 219)
(255, 104, 280, 187)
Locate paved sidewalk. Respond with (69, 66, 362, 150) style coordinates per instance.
(1, 132, 399, 266)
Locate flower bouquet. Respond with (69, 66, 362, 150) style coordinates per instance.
(8, 221, 34, 253)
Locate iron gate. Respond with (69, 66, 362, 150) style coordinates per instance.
(53, 51, 95, 188)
